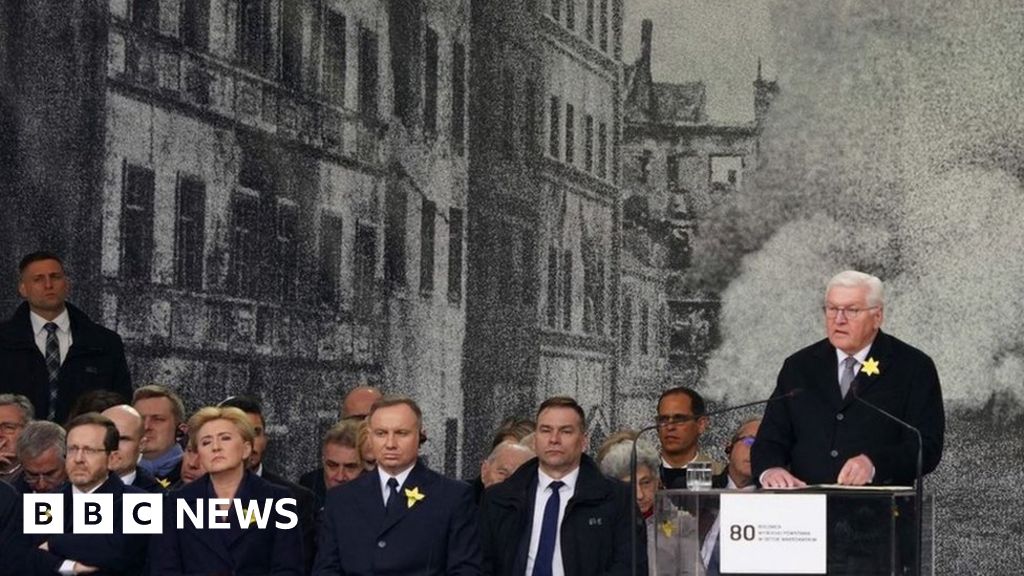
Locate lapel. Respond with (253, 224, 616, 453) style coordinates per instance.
(221, 470, 260, 550)
(812, 339, 844, 411)
(350, 471, 387, 535)
(376, 461, 435, 536)
(184, 476, 237, 567)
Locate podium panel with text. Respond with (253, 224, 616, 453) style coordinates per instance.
(652, 488, 934, 576)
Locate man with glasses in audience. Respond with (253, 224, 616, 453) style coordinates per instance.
(0, 393, 33, 483)
(12, 420, 66, 493)
(753, 270, 945, 488)
(655, 386, 723, 489)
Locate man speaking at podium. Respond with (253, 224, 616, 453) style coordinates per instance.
(752, 270, 945, 488)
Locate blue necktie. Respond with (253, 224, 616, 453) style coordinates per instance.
(385, 477, 401, 516)
(44, 323, 60, 420)
(532, 480, 564, 576)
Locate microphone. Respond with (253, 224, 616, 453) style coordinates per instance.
(850, 388, 924, 576)
(628, 388, 802, 576)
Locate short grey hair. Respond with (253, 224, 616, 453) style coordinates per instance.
(0, 394, 34, 423)
(486, 441, 535, 462)
(598, 438, 661, 479)
(16, 420, 66, 461)
(826, 270, 884, 307)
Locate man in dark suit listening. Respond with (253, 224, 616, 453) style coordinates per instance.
(752, 270, 945, 488)
(0, 252, 132, 423)
(29, 413, 148, 575)
(479, 396, 646, 576)
(313, 395, 481, 575)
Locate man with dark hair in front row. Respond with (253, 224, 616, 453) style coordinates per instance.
(656, 386, 722, 489)
(479, 396, 646, 576)
(0, 251, 132, 422)
(300, 418, 365, 513)
(28, 412, 148, 575)
(313, 396, 481, 575)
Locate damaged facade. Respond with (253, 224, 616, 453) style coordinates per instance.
(1, 0, 471, 475)
(620, 19, 777, 406)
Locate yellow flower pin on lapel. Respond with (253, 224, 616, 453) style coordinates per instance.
(404, 486, 425, 508)
(245, 507, 258, 527)
(860, 357, 881, 377)
(156, 477, 170, 489)
(659, 520, 676, 538)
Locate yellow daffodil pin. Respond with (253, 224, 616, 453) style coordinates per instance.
(156, 477, 171, 489)
(245, 507, 258, 526)
(659, 520, 676, 538)
(405, 487, 426, 508)
(860, 357, 881, 377)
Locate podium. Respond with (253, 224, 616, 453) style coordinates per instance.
(651, 488, 934, 576)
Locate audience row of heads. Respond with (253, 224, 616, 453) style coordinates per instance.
(3, 382, 760, 506)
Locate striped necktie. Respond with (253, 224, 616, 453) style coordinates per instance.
(44, 322, 61, 419)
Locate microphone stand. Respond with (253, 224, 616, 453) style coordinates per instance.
(851, 392, 924, 576)
(629, 388, 802, 576)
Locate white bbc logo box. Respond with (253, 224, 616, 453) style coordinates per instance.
(23, 493, 164, 535)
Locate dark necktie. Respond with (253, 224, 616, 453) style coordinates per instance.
(44, 323, 60, 420)
(532, 480, 564, 576)
(385, 477, 401, 516)
(839, 356, 857, 398)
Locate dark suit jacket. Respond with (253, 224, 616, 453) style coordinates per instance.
(0, 302, 132, 422)
(751, 331, 945, 485)
(29, 473, 148, 576)
(0, 480, 29, 576)
(298, 467, 327, 513)
(129, 466, 165, 492)
(312, 460, 481, 576)
(154, 470, 305, 575)
(263, 468, 318, 574)
(479, 455, 646, 576)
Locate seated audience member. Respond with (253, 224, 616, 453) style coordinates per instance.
(656, 387, 723, 489)
(598, 433, 702, 576)
(101, 404, 164, 491)
(299, 419, 364, 512)
(169, 444, 204, 490)
(701, 418, 761, 576)
(479, 442, 534, 492)
(12, 420, 66, 493)
(65, 389, 126, 424)
(0, 393, 32, 483)
(29, 413, 148, 575)
(313, 396, 480, 575)
(340, 386, 382, 419)
(0, 480, 29, 575)
(471, 417, 536, 500)
(133, 385, 187, 488)
(479, 396, 646, 576)
(219, 395, 318, 570)
(154, 406, 304, 575)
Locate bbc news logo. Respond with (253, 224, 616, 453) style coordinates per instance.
(23, 494, 299, 534)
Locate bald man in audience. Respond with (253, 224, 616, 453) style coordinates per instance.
(101, 404, 164, 491)
(341, 386, 382, 419)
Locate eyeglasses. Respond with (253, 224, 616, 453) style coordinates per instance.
(0, 422, 24, 434)
(67, 445, 108, 458)
(823, 306, 878, 319)
(655, 414, 701, 426)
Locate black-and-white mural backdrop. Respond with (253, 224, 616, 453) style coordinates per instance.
(1, 0, 1021, 573)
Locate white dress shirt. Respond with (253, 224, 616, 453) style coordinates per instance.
(377, 465, 414, 507)
(31, 309, 72, 363)
(524, 467, 579, 576)
(835, 344, 871, 385)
